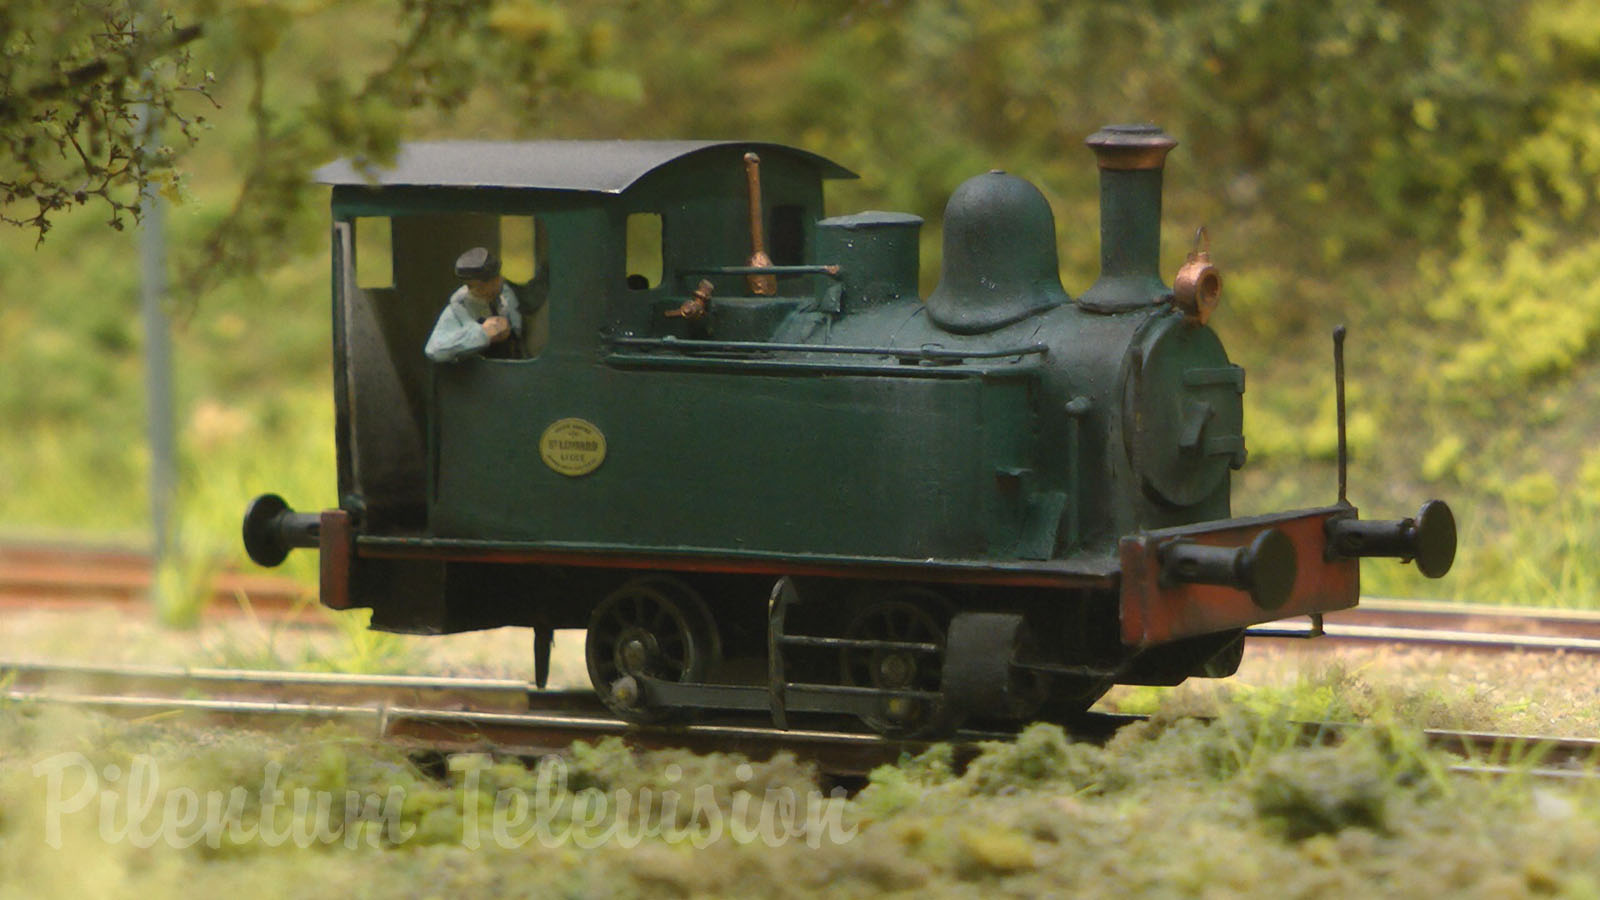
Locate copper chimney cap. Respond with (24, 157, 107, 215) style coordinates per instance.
(1086, 124, 1178, 171)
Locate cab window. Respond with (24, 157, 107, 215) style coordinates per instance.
(354, 217, 394, 289)
(626, 212, 663, 289)
(502, 215, 550, 357)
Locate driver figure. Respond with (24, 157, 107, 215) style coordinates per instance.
(424, 247, 524, 362)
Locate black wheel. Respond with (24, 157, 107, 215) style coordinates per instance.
(839, 588, 951, 737)
(586, 576, 719, 723)
(943, 612, 1049, 727)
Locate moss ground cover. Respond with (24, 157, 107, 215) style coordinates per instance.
(4, 691, 1598, 900)
(5, 586, 1594, 896)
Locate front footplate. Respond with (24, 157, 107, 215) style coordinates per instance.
(1119, 505, 1360, 648)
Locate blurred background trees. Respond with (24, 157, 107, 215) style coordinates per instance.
(5, 0, 1600, 602)
(0, 1, 204, 236)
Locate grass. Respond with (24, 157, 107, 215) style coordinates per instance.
(5, 677, 1600, 899)
(199, 600, 425, 675)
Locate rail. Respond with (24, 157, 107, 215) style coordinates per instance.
(5, 664, 1595, 781)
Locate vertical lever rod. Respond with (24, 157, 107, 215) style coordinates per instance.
(1334, 325, 1348, 505)
(743, 152, 777, 296)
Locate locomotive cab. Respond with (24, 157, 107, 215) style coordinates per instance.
(310, 142, 851, 546)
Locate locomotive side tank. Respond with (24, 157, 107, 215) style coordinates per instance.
(245, 126, 1455, 735)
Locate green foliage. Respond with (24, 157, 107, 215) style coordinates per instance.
(962, 724, 1100, 795)
(176, 0, 641, 293)
(0, 2, 208, 236)
(303, 609, 426, 675)
(11, 0, 1600, 614)
(1425, 198, 1600, 398)
(856, 743, 955, 820)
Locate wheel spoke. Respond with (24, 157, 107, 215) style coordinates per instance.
(837, 594, 951, 737)
(587, 577, 716, 724)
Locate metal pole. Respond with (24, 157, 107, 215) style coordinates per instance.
(138, 102, 176, 590)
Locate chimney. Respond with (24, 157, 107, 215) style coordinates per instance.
(1078, 124, 1177, 313)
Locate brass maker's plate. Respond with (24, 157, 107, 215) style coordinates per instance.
(540, 418, 606, 476)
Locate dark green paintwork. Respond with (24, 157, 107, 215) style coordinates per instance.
(323, 139, 1241, 572)
(242, 132, 1450, 728)
(925, 171, 1070, 333)
(1078, 167, 1171, 311)
(814, 211, 922, 313)
(431, 360, 1037, 558)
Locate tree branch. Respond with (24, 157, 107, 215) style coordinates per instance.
(0, 24, 203, 122)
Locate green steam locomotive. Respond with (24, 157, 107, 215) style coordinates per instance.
(244, 124, 1454, 735)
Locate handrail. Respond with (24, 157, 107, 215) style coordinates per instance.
(608, 335, 1048, 363)
(679, 264, 842, 278)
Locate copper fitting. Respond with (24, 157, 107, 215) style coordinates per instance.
(1085, 124, 1178, 171)
(1173, 227, 1221, 325)
(666, 278, 715, 321)
(744, 153, 778, 296)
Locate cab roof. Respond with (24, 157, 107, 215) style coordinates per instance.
(313, 140, 857, 194)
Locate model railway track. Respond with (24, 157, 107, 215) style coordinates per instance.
(0, 660, 570, 713)
(1246, 596, 1600, 655)
(2, 688, 948, 777)
(1335, 598, 1600, 638)
(1428, 729, 1600, 780)
(0, 660, 989, 777)
(1284, 718, 1600, 780)
(0, 541, 308, 613)
(3, 661, 1595, 782)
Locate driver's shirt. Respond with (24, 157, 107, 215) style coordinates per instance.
(423, 283, 524, 362)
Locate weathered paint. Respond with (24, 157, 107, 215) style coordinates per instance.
(431, 359, 1038, 560)
(318, 508, 353, 610)
(1118, 506, 1360, 647)
(244, 132, 1452, 727)
(355, 534, 1120, 589)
